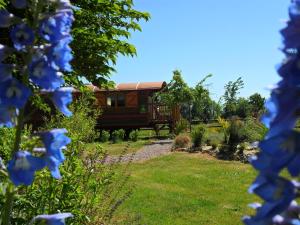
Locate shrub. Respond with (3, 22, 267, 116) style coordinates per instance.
(173, 134, 191, 149)
(44, 92, 101, 143)
(217, 116, 230, 143)
(218, 117, 245, 159)
(100, 130, 110, 142)
(211, 140, 219, 150)
(227, 117, 244, 146)
(0, 127, 15, 162)
(112, 129, 125, 143)
(240, 117, 268, 142)
(205, 128, 223, 148)
(191, 124, 206, 148)
(129, 130, 139, 142)
(174, 119, 189, 135)
(10, 94, 133, 224)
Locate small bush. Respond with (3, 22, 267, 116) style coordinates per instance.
(112, 129, 125, 143)
(13, 94, 133, 224)
(211, 140, 219, 150)
(191, 124, 206, 148)
(129, 130, 139, 142)
(240, 117, 268, 142)
(100, 130, 110, 142)
(174, 119, 189, 135)
(227, 117, 244, 146)
(0, 127, 15, 162)
(173, 134, 191, 149)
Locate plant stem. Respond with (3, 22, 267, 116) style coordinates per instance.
(1, 184, 14, 225)
(12, 109, 25, 156)
(2, 109, 25, 225)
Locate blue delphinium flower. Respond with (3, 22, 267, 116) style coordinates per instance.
(0, 78, 31, 108)
(52, 87, 73, 117)
(246, 2, 300, 223)
(39, 12, 74, 43)
(11, 0, 27, 9)
(249, 175, 296, 220)
(0, 45, 13, 61)
(0, 10, 15, 28)
(29, 57, 64, 90)
(0, 64, 13, 82)
(7, 151, 45, 186)
(39, 129, 71, 178)
(0, 106, 17, 127)
(47, 38, 73, 72)
(10, 23, 35, 51)
(31, 213, 73, 225)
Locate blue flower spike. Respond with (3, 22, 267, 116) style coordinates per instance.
(29, 57, 64, 90)
(11, 0, 27, 9)
(10, 23, 35, 51)
(245, 0, 300, 223)
(0, 10, 15, 28)
(7, 151, 45, 186)
(39, 12, 74, 43)
(52, 87, 73, 117)
(0, 78, 31, 108)
(0, 64, 13, 82)
(0, 106, 17, 127)
(31, 213, 73, 225)
(39, 129, 71, 179)
(47, 38, 73, 72)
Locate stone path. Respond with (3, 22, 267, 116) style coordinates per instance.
(104, 139, 173, 164)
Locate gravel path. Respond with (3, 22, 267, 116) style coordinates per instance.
(104, 139, 173, 164)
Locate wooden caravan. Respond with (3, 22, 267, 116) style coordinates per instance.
(86, 81, 180, 130)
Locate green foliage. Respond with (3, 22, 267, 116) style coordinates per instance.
(129, 130, 139, 142)
(240, 117, 268, 142)
(235, 97, 251, 118)
(191, 124, 206, 148)
(156, 70, 193, 107)
(0, 0, 6, 8)
(8, 95, 133, 224)
(100, 130, 110, 143)
(227, 117, 245, 146)
(190, 74, 219, 121)
(222, 77, 244, 118)
(173, 134, 191, 149)
(70, 0, 150, 86)
(0, 128, 14, 162)
(248, 93, 265, 118)
(112, 129, 126, 143)
(44, 93, 100, 143)
(174, 119, 189, 135)
(205, 128, 223, 149)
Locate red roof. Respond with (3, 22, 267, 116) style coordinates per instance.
(84, 81, 166, 92)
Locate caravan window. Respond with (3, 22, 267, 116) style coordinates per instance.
(117, 94, 125, 107)
(107, 95, 116, 107)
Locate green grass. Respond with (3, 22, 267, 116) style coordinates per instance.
(115, 153, 258, 225)
(139, 128, 170, 138)
(86, 140, 151, 155)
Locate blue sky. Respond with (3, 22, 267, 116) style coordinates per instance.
(112, 0, 288, 100)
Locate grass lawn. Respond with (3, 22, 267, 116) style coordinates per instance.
(115, 153, 258, 225)
(86, 140, 151, 155)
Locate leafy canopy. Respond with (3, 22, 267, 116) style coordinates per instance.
(70, 0, 150, 87)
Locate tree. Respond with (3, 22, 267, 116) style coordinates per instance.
(0, 0, 150, 87)
(157, 70, 193, 107)
(70, 0, 150, 86)
(222, 77, 244, 118)
(235, 97, 251, 118)
(248, 93, 265, 118)
(191, 74, 220, 122)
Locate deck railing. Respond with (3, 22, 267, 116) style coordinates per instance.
(148, 104, 172, 122)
